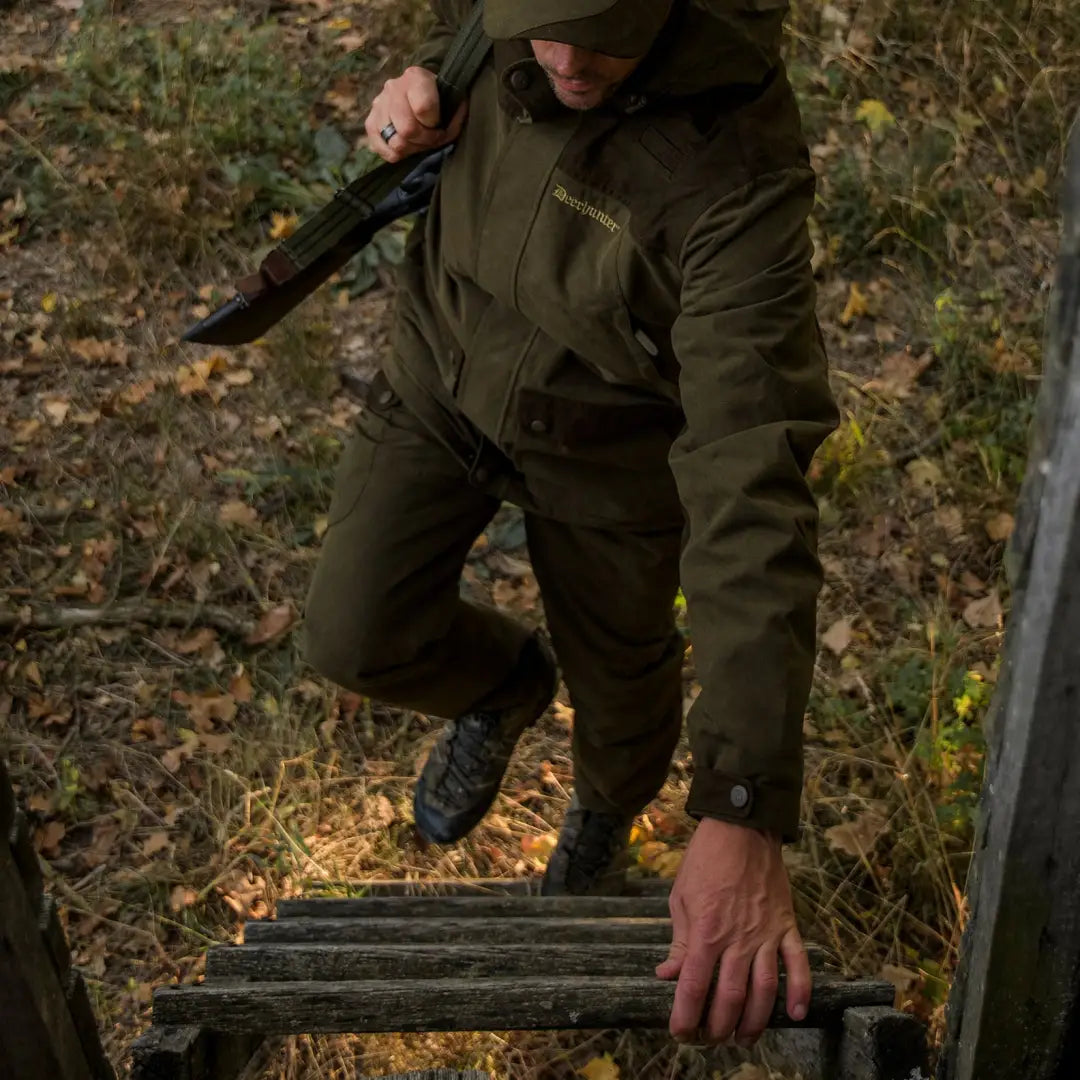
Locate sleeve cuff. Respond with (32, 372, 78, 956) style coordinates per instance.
(685, 768, 801, 843)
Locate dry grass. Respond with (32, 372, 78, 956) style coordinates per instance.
(1, 0, 1078, 1076)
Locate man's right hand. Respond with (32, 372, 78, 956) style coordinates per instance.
(365, 66, 468, 164)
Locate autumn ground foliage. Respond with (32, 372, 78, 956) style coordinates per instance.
(1, 0, 1078, 1076)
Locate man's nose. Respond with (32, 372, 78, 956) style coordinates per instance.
(545, 43, 592, 77)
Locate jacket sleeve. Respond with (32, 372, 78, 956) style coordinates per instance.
(670, 166, 838, 842)
(410, 0, 475, 72)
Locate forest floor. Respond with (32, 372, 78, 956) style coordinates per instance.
(2, 0, 1078, 1077)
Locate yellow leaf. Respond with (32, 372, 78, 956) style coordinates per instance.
(984, 512, 1015, 543)
(637, 840, 669, 870)
(41, 292, 58, 313)
(327, 16, 351, 29)
(521, 832, 557, 860)
(578, 1053, 620, 1080)
(855, 98, 896, 136)
(840, 282, 868, 325)
(653, 850, 684, 878)
(25, 660, 43, 687)
(269, 211, 299, 241)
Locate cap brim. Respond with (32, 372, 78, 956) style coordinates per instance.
(484, 0, 668, 58)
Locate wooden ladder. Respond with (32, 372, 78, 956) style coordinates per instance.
(0, 759, 115, 1080)
(134, 879, 929, 1080)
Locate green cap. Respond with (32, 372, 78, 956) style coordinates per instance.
(483, 0, 674, 59)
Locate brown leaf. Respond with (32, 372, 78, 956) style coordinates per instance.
(822, 617, 854, 656)
(963, 590, 1003, 630)
(246, 604, 297, 645)
(862, 349, 934, 400)
(825, 809, 889, 858)
(0, 506, 26, 536)
(141, 830, 171, 857)
(175, 627, 218, 655)
(230, 670, 253, 703)
(169, 885, 198, 913)
(198, 732, 232, 754)
(984, 512, 1015, 543)
(218, 500, 258, 527)
(34, 820, 67, 856)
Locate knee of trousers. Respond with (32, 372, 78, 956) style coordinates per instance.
(303, 579, 427, 694)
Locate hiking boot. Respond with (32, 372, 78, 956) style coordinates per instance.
(541, 792, 633, 896)
(414, 635, 557, 844)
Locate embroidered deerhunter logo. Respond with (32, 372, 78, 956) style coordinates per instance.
(552, 183, 621, 232)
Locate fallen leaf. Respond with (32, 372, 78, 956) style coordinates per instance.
(652, 850, 684, 878)
(962, 590, 1003, 630)
(169, 885, 198, 913)
(141, 830, 172, 857)
(363, 794, 395, 829)
(840, 281, 869, 325)
(175, 627, 218, 655)
(822, 617, 854, 656)
(881, 964, 919, 997)
(268, 211, 299, 241)
(230, 670, 253, 702)
(43, 398, 70, 425)
(578, 1054, 620, 1080)
(24, 660, 43, 687)
(218, 500, 258, 527)
(198, 731, 232, 754)
(862, 350, 934, 400)
(246, 604, 297, 645)
(0, 506, 26, 536)
(34, 820, 66, 856)
(905, 457, 944, 490)
(521, 832, 557, 860)
(41, 292, 58, 313)
(855, 98, 896, 135)
(825, 809, 889, 858)
(726, 1066, 771, 1080)
(984, 512, 1015, 543)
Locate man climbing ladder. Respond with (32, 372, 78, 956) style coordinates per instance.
(304, 0, 838, 1046)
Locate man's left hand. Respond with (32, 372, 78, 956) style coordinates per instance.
(656, 817, 810, 1045)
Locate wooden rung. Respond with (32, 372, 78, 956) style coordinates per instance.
(152, 973, 895, 1034)
(298, 877, 673, 897)
(275, 895, 671, 920)
(244, 915, 672, 946)
(209, 942, 671, 981)
(209, 941, 832, 983)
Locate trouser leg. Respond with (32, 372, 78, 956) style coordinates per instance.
(304, 394, 534, 718)
(524, 515, 684, 816)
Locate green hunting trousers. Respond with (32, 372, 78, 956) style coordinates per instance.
(303, 377, 685, 817)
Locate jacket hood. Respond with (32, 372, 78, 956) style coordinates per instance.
(633, 0, 788, 96)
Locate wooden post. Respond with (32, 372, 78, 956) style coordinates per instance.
(938, 114, 1080, 1080)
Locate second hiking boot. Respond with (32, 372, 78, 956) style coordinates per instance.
(541, 792, 634, 896)
(414, 635, 557, 844)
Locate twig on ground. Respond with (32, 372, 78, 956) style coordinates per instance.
(0, 600, 254, 637)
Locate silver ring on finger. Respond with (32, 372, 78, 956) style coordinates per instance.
(380, 121, 397, 143)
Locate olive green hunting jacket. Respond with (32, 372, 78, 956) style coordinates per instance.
(382, 0, 839, 840)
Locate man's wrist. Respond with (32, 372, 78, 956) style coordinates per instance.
(695, 815, 782, 847)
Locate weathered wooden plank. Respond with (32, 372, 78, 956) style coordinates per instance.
(209, 941, 830, 982)
(375, 1073, 490, 1079)
(276, 895, 671, 919)
(837, 1006, 929, 1080)
(939, 113, 1080, 1080)
(128, 1026, 263, 1080)
(0, 843, 93, 1080)
(40, 894, 73, 976)
(244, 915, 671, 945)
(301, 877, 672, 898)
(373, 1073, 490, 1079)
(64, 968, 117, 1080)
(208, 942, 671, 981)
(152, 973, 894, 1033)
(8, 808, 44, 904)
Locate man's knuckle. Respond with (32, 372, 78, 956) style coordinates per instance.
(717, 984, 747, 1005)
(755, 971, 780, 994)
